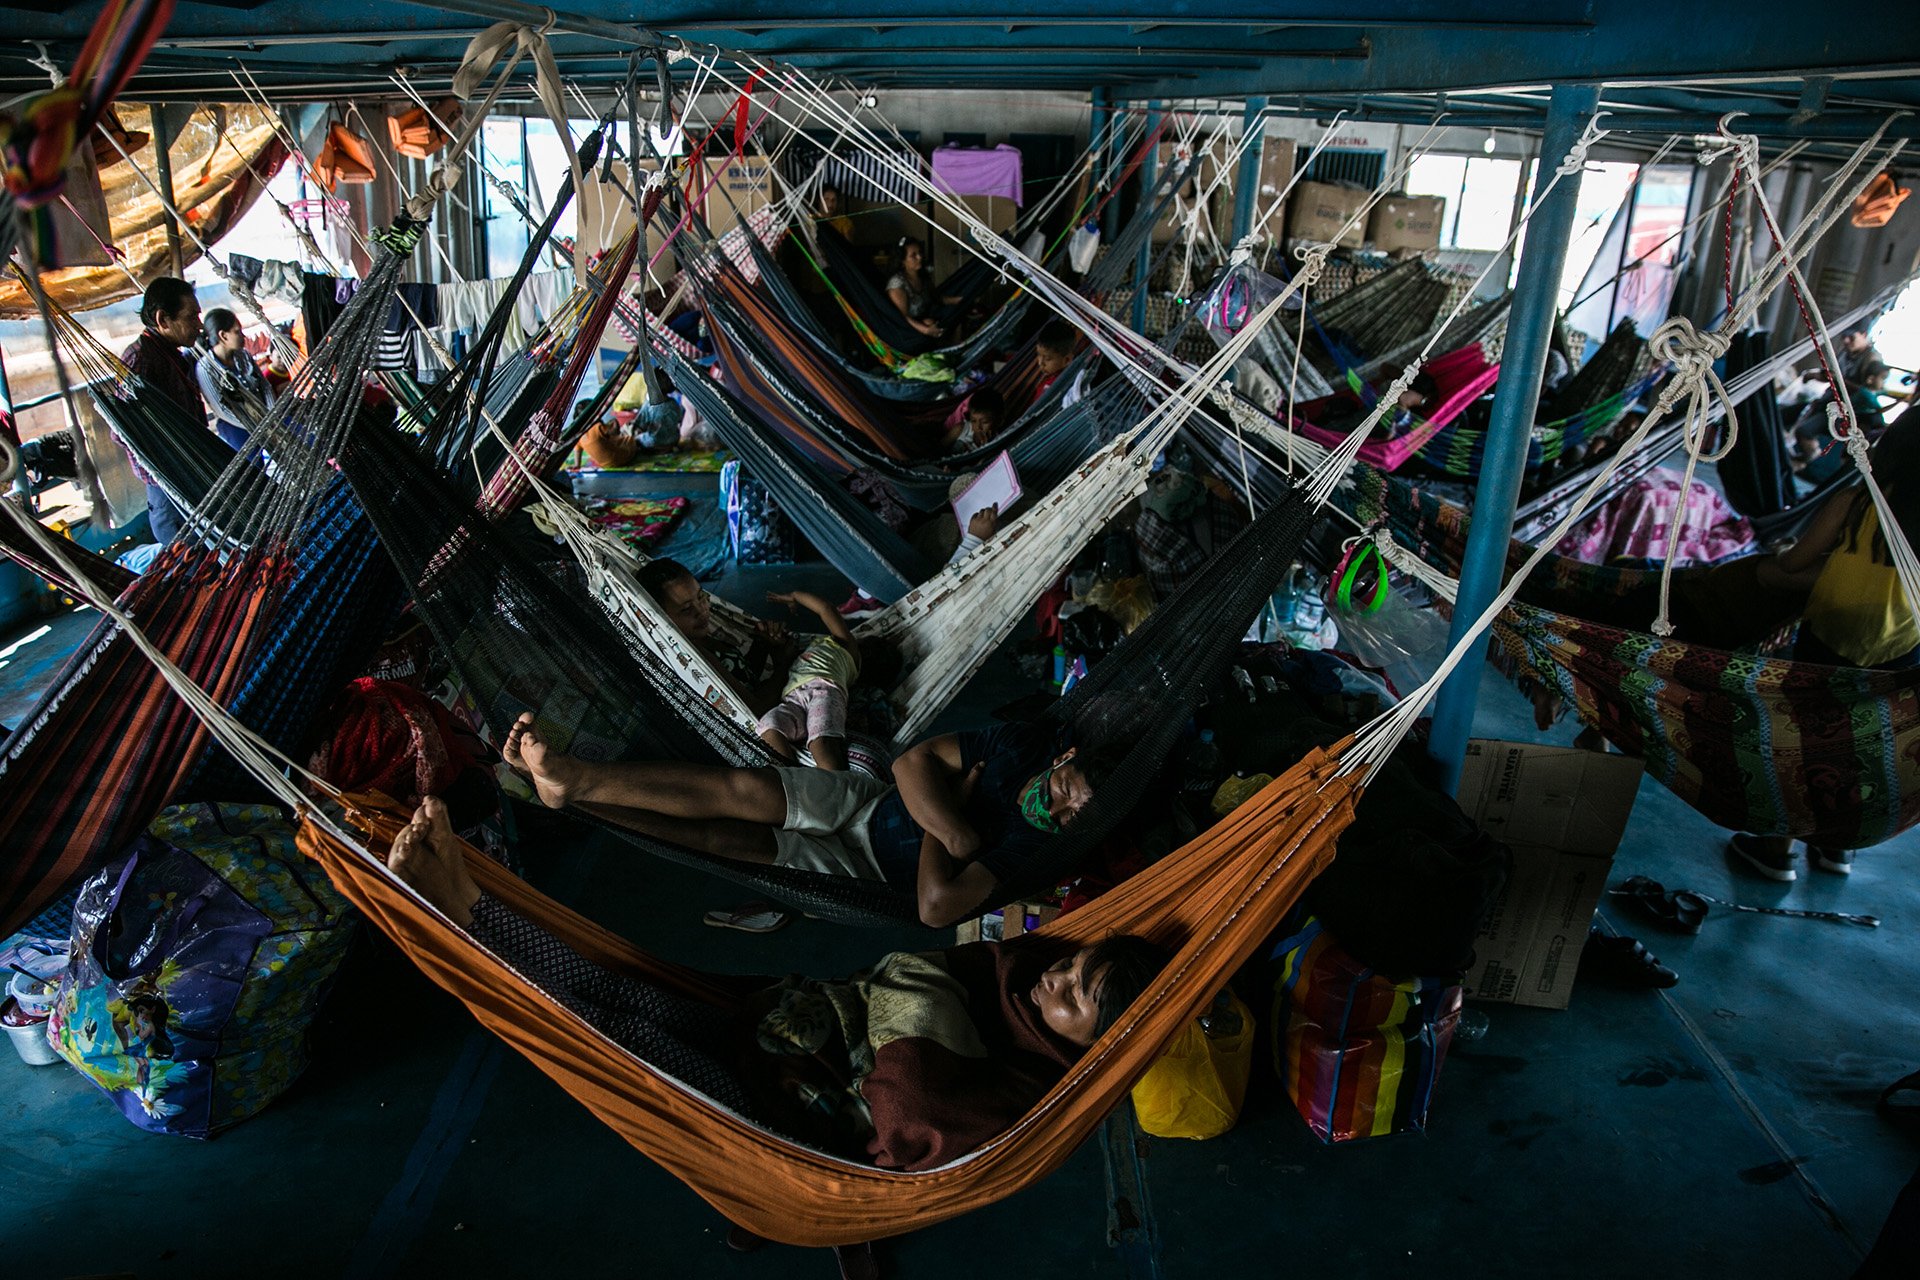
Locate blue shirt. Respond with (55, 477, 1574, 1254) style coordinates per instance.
(866, 723, 1058, 889)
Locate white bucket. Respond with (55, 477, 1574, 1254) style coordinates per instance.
(2, 998, 59, 1067)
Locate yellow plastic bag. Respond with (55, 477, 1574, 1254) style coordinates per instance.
(1130, 989, 1254, 1139)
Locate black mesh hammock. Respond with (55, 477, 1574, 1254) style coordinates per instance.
(336, 356, 1316, 925)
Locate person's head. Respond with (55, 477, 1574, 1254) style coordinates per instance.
(818, 184, 842, 216)
(1842, 326, 1873, 354)
(203, 307, 244, 355)
(637, 558, 711, 639)
(899, 237, 927, 275)
(1397, 370, 1440, 412)
(1031, 934, 1174, 1046)
(1035, 321, 1076, 378)
(1017, 742, 1119, 834)
(141, 278, 200, 346)
(964, 387, 1006, 442)
(850, 635, 904, 691)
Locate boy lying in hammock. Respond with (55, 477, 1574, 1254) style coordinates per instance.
(388, 795, 1168, 1169)
(504, 712, 1113, 927)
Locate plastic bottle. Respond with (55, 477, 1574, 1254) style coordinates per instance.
(1051, 644, 1068, 688)
(1199, 989, 1243, 1039)
(1180, 729, 1222, 825)
(1291, 565, 1327, 632)
(1454, 1007, 1491, 1044)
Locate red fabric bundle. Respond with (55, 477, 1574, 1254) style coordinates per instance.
(309, 678, 479, 808)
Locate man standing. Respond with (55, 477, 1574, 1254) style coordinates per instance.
(119, 278, 205, 544)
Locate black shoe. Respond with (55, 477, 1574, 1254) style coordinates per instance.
(1581, 929, 1679, 990)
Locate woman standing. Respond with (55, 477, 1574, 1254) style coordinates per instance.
(195, 308, 274, 450)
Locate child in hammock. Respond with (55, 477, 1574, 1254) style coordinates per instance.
(755, 591, 903, 770)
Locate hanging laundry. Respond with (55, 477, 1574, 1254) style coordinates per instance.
(931, 144, 1025, 206)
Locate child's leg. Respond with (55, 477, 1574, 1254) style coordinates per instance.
(758, 727, 800, 764)
(808, 736, 849, 771)
(799, 679, 850, 771)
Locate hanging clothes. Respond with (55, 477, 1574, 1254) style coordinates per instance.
(930, 144, 1025, 206)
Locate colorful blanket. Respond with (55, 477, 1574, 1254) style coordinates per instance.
(579, 496, 691, 553)
(567, 447, 731, 474)
(1554, 470, 1755, 567)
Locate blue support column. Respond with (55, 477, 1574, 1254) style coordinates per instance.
(1426, 83, 1600, 792)
(1230, 96, 1269, 246)
(1131, 100, 1162, 335)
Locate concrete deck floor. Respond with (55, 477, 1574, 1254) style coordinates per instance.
(2, 482, 1914, 1279)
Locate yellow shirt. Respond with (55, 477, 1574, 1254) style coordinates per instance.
(1805, 505, 1920, 667)
(784, 636, 859, 696)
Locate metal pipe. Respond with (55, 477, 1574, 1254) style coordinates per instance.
(149, 104, 184, 277)
(1426, 82, 1601, 793)
(1131, 100, 1161, 335)
(1230, 95, 1268, 245)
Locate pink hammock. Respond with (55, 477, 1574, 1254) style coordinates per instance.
(1290, 344, 1501, 472)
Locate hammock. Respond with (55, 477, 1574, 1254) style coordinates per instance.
(1303, 257, 1459, 380)
(293, 738, 1356, 1246)
(1286, 342, 1503, 472)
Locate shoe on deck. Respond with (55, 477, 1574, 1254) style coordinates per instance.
(1727, 833, 1797, 882)
(1809, 845, 1854, 876)
(837, 589, 881, 620)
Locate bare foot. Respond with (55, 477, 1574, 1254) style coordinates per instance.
(388, 797, 480, 926)
(502, 711, 581, 809)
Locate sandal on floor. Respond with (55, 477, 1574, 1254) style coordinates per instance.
(703, 901, 792, 934)
(834, 1241, 881, 1280)
(726, 1225, 768, 1252)
(1611, 875, 1708, 935)
(1882, 1070, 1920, 1130)
(1580, 929, 1679, 990)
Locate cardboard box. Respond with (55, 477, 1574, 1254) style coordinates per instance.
(1286, 180, 1369, 249)
(955, 901, 1060, 945)
(1213, 137, 1296, 241)
(1369, 194, 1445, 254)
(703, 156, 777, 231)
(1457, 740, 1643, 1010)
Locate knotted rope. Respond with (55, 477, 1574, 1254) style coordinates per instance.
(1644, 315, 1736, 635)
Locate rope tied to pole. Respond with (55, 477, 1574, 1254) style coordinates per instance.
(1553, 111, 1611, 177)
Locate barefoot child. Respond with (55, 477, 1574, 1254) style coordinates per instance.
(755, 591, 900, 770)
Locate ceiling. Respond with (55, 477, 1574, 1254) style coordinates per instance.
(2, 0, 1919, 146)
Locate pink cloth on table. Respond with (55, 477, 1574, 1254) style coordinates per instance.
(1555, 470, 1755, 566)
(930, 145, 1025, 205)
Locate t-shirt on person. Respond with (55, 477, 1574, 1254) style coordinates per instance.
(865, 722, 1059, 889)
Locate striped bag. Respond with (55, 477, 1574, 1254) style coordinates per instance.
(1268, 913, 1462, 1144)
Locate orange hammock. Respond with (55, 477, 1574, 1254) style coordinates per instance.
(296, 744, 1360, 1247)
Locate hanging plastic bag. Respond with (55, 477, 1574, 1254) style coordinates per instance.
(1196, 261, 1291, 347)
(1068, 217, 1101, 274)
(1131, 989, 1255, 1139)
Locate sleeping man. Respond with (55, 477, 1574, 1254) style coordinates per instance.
(503, 712, 1113, 928)
(387, 795, 1169, 1169)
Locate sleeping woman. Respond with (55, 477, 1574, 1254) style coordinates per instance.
(388, 796, 1170, 1171)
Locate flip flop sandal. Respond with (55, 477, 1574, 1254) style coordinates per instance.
(1881, 1070, 1920, 1130)
(703, 901, 792, 934)
(1611, 876, 1709, 935)
(833, 1242, 880, 1280)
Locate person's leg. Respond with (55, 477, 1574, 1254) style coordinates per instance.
(758, 727, 800, 764)
(800, 680, 849, 772)
(390, 798, 761, 1114)
(809, 737, 849, 771)
(576, 801, 780, 864)
(505, 712, 785, 821)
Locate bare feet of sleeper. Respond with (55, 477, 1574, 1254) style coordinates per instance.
(387, 796, 482, 925)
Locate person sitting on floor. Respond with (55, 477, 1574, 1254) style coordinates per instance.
(387, 795, 1170, 1171)
(501, 711, 1117, 927)
(754, 589, 902, 770)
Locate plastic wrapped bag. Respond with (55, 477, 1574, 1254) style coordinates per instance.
(1131, 989, 1255, 1139)
(50, 804, 356, 1138)
(1068, 218, 1101, 274)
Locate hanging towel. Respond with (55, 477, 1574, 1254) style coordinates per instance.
(931, 144, 1025, 206)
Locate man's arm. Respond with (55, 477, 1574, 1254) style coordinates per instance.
(914, 828, 997, 927)
(891, 736, 980, 860)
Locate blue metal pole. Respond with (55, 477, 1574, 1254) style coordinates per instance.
(1131, 100, 1162, 334)
(1426, 82, 1600, 792)
(1231, 96, 1269, 246)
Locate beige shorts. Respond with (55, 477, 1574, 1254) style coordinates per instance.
(771, 766, 894, 881)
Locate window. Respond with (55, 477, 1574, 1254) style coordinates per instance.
(1303, 146, 1386, 190)
(1560, 162, 1698, 343)
(1405, 153, 1524, 252)
(481, 117, 530, 279)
